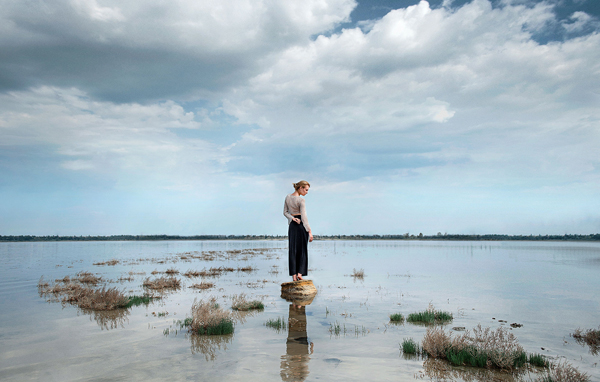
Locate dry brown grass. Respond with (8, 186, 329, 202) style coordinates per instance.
(230, 293, 264, 311)
(65, 286, 129, 310)
(165, 268, 179, 275)
(188, 298, 233, 334)
(93, 259, 119, 266)
(143, 276, 181, 290)
(189, 282, 215, 290)
(77, 271, 102, 285)
(183, 270, 201, 278)
(573, 327, 600, 355)
(351, 268, 365, 279)
(422, 324, 526, 370)
(422, 326, 452, 358)
(535, 361, 591, 382)
(237, 266, 255, 272)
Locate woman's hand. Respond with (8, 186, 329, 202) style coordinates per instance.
(309, 233, 313, 242)
(293, 217, 301, 224)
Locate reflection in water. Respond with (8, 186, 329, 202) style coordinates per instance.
(280, 304, 313, 382)
(78, 308, 130, 330)
(190, 333, 234, 361)
(419, 358, 527, 382)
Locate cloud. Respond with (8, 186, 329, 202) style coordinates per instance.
(1, 0, 600, 235)
(0, 0, 356, 102)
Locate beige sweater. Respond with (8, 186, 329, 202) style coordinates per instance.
(283, 194, 311, 233)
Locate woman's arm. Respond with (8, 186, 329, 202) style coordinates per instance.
(299, 199, 313, 242)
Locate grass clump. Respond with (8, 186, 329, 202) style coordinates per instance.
(76, 271, 102, 285)
(572, 327, 600, 355)
(528, 353, 549, 367)
(265, 317, 287, 331)
(351, 268, 365, 279)
(189, 282, 215, 290)
(231, 294, 264, 311)
(183, 297, 234, 335)
(390, 313, 404, 322)
(143, 276, 181, 290)
(401, 338, 422, 355)
(407, 303, 453, 324)
(421, 325, 544, 371)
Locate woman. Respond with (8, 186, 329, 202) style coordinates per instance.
(283, 181, 313, 282)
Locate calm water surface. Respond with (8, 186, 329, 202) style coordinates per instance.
(0, 240, 599, 381)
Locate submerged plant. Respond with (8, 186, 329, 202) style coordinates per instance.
(572, 327, 600, 355)
(265, 317, 287, 331)
(351, 268, 365, 279)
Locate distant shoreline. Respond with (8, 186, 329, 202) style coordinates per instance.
(1, 234, 599, 242)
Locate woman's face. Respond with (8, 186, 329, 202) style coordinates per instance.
(298, 185, 310, 196)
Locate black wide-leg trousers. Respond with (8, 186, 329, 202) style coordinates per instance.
(288, 216, 308, 276)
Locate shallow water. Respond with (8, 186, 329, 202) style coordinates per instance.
(0, 240, 599, 381)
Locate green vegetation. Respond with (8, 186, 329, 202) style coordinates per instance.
(528, 353, 549, 367)
(231, 294, 264, 311)
(125, 295, 155, 308)
(407, 308, 453, 324)
(390, 313, 404, 322)
(401, 338, 422, 355)
(265, 317, 287, 331)
(183, 298, 234, 336)
(420, 325, 552, 371)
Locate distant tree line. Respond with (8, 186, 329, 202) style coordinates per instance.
(1, 233, 600, 242)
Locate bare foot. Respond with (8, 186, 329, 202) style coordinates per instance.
(297, 274, 303, 280)
(292, 275, 297, 281)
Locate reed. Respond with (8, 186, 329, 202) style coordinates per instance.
(189, 282, 215, 290)
(390, 313, 404, 322)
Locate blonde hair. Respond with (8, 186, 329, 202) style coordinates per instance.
(293, 180, 310, 191)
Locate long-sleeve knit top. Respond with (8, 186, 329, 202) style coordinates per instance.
(283, 194, 311, 233)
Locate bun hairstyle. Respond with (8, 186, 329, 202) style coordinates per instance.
(293, 180, 310, 191)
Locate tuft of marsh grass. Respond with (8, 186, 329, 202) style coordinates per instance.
(231, 293, 264, 311)
(165, 268, 179, 275)
(420, 325, 549, 371)
(351, 268, 365, 279)
(528, 353, 549, 367)
(401, 338, 422, 355)
(265, 317, 287, 331)
(572, 327, 600, 355)
(407, 303, 452, 324)
(184, 297, 234, 335)
(390, 313, 404, 322)
(189, 282, 215, 290)
(76, 271, 102, 285)
(143, 276, 181, 290)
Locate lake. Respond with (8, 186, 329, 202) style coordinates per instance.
(0, 240, 599, 381)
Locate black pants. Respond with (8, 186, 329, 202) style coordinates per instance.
(288, 215, 308, 276)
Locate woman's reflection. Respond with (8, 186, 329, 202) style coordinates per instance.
(280, 302, 314, 382)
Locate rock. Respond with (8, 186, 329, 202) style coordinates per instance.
(281, 280, 317, 305)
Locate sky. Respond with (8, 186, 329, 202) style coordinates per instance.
(1, 0, 599, 236)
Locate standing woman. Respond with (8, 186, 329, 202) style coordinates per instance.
(283, 181, 314, 282)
